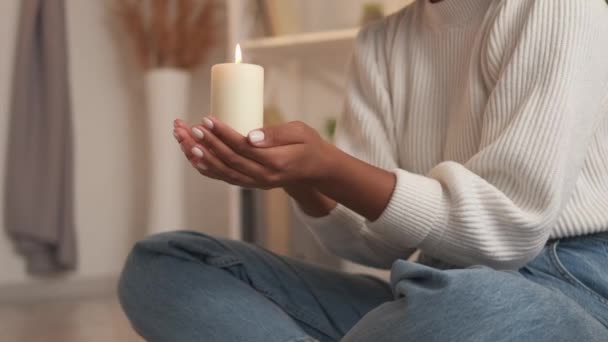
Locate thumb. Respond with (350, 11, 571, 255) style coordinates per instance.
(247, 121, 309, 147)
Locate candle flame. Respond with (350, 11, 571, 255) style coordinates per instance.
(235, 44, 242, 64)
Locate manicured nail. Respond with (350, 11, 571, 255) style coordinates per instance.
(191, 146, 204, 158)
(248, 130, 265, 143)
(196, 163, 207, 170)
(203, 117, 214, 129)
(192, 127, 204, 139)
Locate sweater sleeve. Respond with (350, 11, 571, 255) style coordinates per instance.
(368, 0, 608, 269)
(295, 19, 417, 269)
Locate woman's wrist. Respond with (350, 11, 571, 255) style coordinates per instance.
(283, 184, 336, 218)
(313, 147, 396, 221)
(284, 142, 396, 221)
(313, 142, 343, 184)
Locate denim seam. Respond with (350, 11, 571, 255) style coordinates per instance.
(549, 241, 608, 307)
(286, 336, 319, 342)
(279, 300, 336, 339)
(217, 262, 329, 331)
(342, 297, 409, 339)
(212, 240, 336, 340)
(288, 265, 347, 337)
(207, 256, 241, 267)
(256, 287, 334, 340)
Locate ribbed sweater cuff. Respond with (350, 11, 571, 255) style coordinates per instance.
(367, 169, 448, 248)
(294, 202, 365, 244)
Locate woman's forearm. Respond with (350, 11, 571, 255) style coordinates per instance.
(283, 184, 336, 218)
(315, 144, 397, 221)
(285, 144, 396, 222)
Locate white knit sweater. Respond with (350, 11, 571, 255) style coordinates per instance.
(297, 0, 608, 270)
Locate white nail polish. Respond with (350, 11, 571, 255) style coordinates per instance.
(203, 117, 214, 129)
(192, 127, 204, 139)
(191, 147, 204, 158)
(196, 163, 207, 170)
(248, 130, 265, 143)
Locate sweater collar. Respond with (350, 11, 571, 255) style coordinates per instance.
(420, 0, 490, 28)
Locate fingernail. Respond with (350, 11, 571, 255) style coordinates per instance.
(173, 120, 178, 128)
(173, 131, 179, 140)
(203, 117, 214, 129)
(192, 127, 204, 139)
(196, 163, 207, 170)
(248, 130, 265, 143)
(191, 146, 204, 158)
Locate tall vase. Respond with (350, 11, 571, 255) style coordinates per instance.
(144, 68, 190, 235)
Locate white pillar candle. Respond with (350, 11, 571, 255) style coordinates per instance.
(211, 44, 264, 135)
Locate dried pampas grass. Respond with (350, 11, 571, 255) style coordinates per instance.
(111, 0, 217, 70)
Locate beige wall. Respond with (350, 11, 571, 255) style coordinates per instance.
(0, 0, 230, 289)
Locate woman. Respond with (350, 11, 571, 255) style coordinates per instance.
(119, 0, 608, 341)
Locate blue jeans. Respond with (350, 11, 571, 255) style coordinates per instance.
(118, 231, 608, 341)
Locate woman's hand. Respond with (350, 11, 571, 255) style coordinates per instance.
(173, 117, 338, 190)
(174, 116, 396, 220)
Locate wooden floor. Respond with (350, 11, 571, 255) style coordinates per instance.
(0, 296, 143, 342)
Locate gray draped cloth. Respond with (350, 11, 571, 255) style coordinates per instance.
(4, 0, 76, 275)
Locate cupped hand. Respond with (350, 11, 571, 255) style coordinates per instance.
(173, 117, 336, 189)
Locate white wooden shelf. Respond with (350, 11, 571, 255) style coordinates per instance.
(241, 28, 359, 59)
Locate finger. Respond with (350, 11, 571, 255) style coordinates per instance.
(176, 120, 257, 187)
(197, 116, 301, 173)
(177, 127, 216, 163)
(191, 161, 252, 188)
(190, 160, 243, 186)
(174, 118, 189, 129)
(173, 129, 182, 143)
(193, 124, 268, 177)
(175, 120, 207, 143)
(191, 161, 221, 180)
(200, 116, 254, 155)
(249, 144, 306, 175)
(246, 121, 310, 148)
(193, 144, 257, 187)
(175, 126, 195, 144)
(196, 167, 250, 188)
(174, 126, 190, 144)
(195, 116, 284, 165)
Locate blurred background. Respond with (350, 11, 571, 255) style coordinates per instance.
(0, 0, 413, 341)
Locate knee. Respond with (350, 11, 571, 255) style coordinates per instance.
(117, 231, 209, 314)
(118, 231, 190, 285)
(125, 230, 214, 257)
(117, 236, 156, 331)
(117, 233, 166, 314)
(347, 262, 608, 341)
(117, 231, 241, 340)
(391, 261, 525, 306)
(392, 263, 551, 318)
(117, 230, 241, 305)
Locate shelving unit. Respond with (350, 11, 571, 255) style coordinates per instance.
(241, 28, 358, 58)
